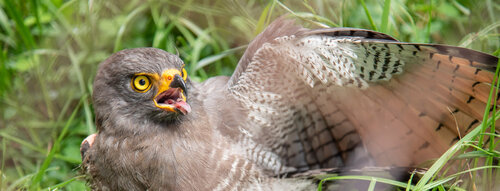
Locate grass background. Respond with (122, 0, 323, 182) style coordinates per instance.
(0, 0, 499, 190)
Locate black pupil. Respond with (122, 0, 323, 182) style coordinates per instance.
(139, 78, 146, 86)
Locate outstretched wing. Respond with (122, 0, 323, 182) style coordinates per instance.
(226, 18, 499, 174)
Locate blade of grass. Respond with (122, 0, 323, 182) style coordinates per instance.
(42, 0, 83, 46)
(475, 57, 500, 189)
(360, 0, 377, 31)
(274, 1, 332, 28)
(455, 150, 499, 159)
(486, 57, 500, 187)
(173, 20, 196, 46)
(458, 22, 500, 48)
(481, 132, 500, 138)
(0, 132, 45, 154)
(12, 159, 24, 182)
(425, 0, 433, 43)
(414, 111, 500, 190)
(339, 0, 345, 27)
(317, 175, 412, 190)
(43, 175, 85, 190)
(113, 5, 147, 52)
(462, 143, 500, 156)
(152, 29, 167, 48)
(291, 12, 336, 28)
(302, 1, 317, 16)
(1, 137, 5, 189)
(196, 68, 208, 81)
(67, 46, 95, 134)
(203, 8, 224, 75)
(0, 50, 11, 97)
(406, 171, 416, 191)
(458, 21, 500, 47)
(33, 54, 55, 120)
(2, 97, 43, 119)
(162, 23, 177, 52)
(29, 100, 82, 189)
(0, 132, 80, 163)
(254, 2, 272, 36)
(174, 0, 193, 20)
(163, 0, 226, 16)
(300, 1, 336, 26)
(265, 1, 277, 27)
(7, 173, 34, 191)
(207, 29, 239, 71)
(30, 0, 43, 35)
(8, 167, 60, 191)
(3, 0, 37, 49)
(188, 31, 210, 75)
(451, 0, 470, 15)
(0, 5, 14, 38)
(380, 0, 391, 33)
(165, 34, 177, 54)
(178, 18, 212, 42)
(367, 177, 377, 191)
(58, 0, 78, 13)
(422, 166, 500, 190)
(486, 0, 496, 23)
(195, 46, 246, 70)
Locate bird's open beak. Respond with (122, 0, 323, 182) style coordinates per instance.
(153, 69, 191, 115)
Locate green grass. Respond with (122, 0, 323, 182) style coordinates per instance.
(0, 0, 498, 190)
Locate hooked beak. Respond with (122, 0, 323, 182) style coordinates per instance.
(170, 74, 188, 97)
(153, 70, 191, 115)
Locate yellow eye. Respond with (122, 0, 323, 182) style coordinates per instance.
(131, 75, 152, 92)
(181, 68, 187, 81)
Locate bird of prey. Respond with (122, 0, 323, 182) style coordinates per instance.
(81, 18, 499, 190)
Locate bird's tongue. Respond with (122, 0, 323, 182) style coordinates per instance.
(174, 100, 191, 115)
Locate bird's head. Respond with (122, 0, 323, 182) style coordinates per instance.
(93, 48, 191, 131)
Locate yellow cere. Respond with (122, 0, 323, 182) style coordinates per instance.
(131, 75, 153, 92)
(155, 69, 183, 94)
(152, 68, 188, 112)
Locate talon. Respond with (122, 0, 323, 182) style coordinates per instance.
(81, 133, 97, 160)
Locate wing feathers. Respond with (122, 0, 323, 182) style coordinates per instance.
(227, 18, 498, 170)
(228, 18, 303, 88)
(304, 28, 399, 42)
(431, 44, 498, 71)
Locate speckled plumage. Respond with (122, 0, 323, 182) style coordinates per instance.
(81, 18, 499, 190)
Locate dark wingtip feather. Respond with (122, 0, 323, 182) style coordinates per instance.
(432, 45, 499, 72)
(305, 28, 399, 42)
